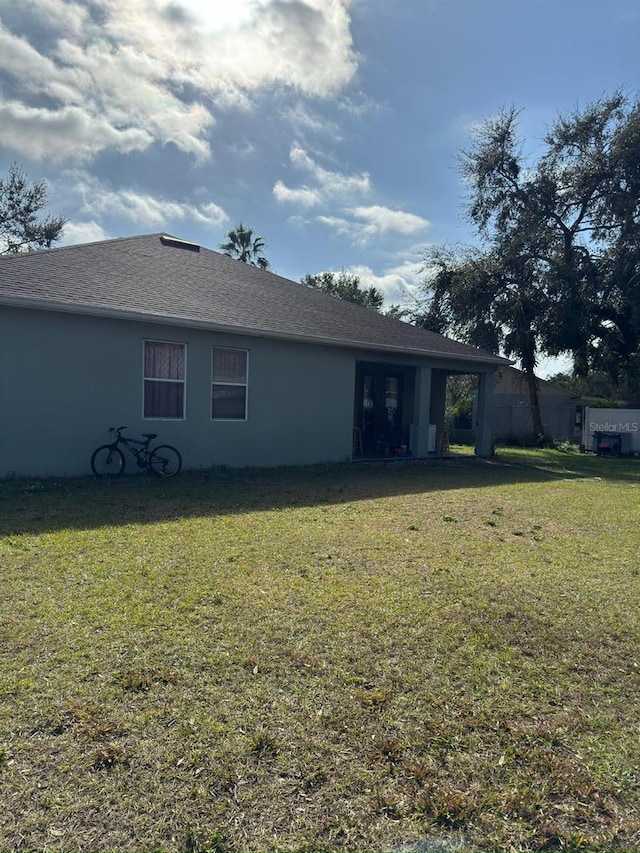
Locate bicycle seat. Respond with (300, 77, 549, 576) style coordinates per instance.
(142, 433, 157, 439)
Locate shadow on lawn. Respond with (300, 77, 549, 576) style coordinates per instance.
(0, 452, 637, 535)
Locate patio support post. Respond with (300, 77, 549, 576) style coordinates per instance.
(412, 366, 432, 457)
(475, 371, 495, 457)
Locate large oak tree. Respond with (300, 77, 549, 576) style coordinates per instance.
(416, 91, 640, 437)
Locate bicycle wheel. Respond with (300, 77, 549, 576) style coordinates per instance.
(148, 445, 182, 477)
(91, 444, 125, 477)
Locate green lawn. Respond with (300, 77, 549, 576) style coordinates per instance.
(1, 450, 639, 851)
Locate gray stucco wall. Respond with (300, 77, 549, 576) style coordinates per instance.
(1, 305, 499, 477)
(1, 306, 357, 477)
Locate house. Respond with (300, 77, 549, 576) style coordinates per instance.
(0, 234, 508, 478)
(491, 366, 582, 442)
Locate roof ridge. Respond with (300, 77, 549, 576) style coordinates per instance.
(0, 232, 169, 260)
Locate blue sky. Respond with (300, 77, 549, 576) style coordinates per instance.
(0, 0, 638, 374)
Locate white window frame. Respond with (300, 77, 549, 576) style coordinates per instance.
(211, 346, 249, 421)
(143, 339, 187, 420)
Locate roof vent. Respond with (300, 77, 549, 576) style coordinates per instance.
(160, 235, 200, 252)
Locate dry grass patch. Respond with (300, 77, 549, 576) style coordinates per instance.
(1, 453, 639, 851)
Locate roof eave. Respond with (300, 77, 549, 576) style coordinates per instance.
(0, 294, 508, 367)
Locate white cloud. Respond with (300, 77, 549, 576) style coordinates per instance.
(0, 101, 153, 162)
(290, 145, 372, 196)
(317, 205, 429, 245)
(310, 260, 423, 307)
(281, 102, 341, 139)
(0, 0, 358, 163)
(339, 91, 381, 117)
(54, 37, 215, 161)
(63, 172, 229, 229)
(351, 205, 430, 236)
(191, 201, 229, 227)
(61, 220, 112, 246)
(102, 0, 356, 99)
(274, 144, 429, 247)
(357, 267, 401, 301)
(273, 144, 371, 208)
(8, 0, 90, 36)
(273, 180, 322, 207)
(315, 214, 353, 234)
(365, 259, 425, 304)
(0, 23, 59, 81)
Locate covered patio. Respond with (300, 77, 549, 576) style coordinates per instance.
(352, 362, 495, 460)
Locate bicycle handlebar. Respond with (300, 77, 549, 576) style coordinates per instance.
(109, 425, 128, 436)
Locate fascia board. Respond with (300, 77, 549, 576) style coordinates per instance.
(0, 294, 509, 367)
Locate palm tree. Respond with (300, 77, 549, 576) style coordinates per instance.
(219, 222, 269, 270)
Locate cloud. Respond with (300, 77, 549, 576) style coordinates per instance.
(273, 180, 322, 207)
(281, 102, 342, 139)
(345, 263, 421, 304)
(317, 205, 429, 245)
(0, 101, 153, 162)
(62, 172, 229, 229)
(273, 143, 429, 248)
(339, 91, 381, 117)
(274, 146, 428, 246)
(273, 144, 371, 207)
(61, 220, 112, 246)
(0, 18, 212, 161)
(309, 260, 423, 307)
(192, 201, 230, 227)
(3, 0, 90, 37)
(290, 145, 372, 196)
(0, 0, 357, 163)
(350, 205, 430, 235)
(102, 0, 356, 98)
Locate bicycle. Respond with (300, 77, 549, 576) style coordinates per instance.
(91, 426, 182, 478)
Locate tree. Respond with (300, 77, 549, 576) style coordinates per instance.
(301, 270, 384, 311)
(546, 371, 621, 404)
(219, 222, 269, 270)
(446, 373, 477, 429)
(417, 244, 550, 437)
(415, 91, 640, 437)
(0, 163, 65, 253)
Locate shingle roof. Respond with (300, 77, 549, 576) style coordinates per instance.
(0, 233, 507, 365)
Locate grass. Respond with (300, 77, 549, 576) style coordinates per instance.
(1, 449, 639, 851)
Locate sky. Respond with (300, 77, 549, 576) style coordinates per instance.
(0, 0, 638, 376)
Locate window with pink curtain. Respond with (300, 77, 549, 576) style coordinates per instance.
(144, 340, 185, 419)
(212, 348, 247, 420)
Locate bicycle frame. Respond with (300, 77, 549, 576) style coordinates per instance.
(110, 427, 153, 468)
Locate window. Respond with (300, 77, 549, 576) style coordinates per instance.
(212, 347, 247, 420)
(143, 340, 185, 419)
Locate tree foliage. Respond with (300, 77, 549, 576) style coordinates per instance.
(415, 91, 640, 433)
(547, 371, 622, 404)
(301, 270, 384, 311)
(220, 222, 269, 270)
(0, 163, 65, 253)
(446, 373, 477, 429)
